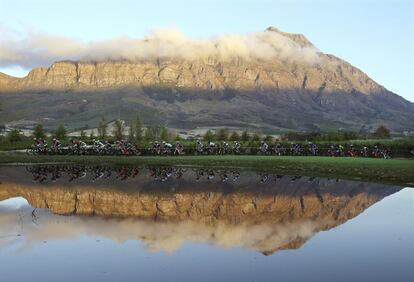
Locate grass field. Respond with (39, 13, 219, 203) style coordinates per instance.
(1, 152, 413, 186)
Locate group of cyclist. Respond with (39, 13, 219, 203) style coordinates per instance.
(30, 137, 141, 156)
(149, 140, 184, 155)
(195, 140, 242, 155)
(29, 137, 393, 158)
(259, 141, 391, 158)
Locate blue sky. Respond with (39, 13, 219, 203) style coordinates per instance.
(0, 0, 413, 101)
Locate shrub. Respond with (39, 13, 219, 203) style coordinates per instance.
(374, 125, 390, 139)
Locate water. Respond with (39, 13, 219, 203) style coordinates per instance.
(0, 165, 413, 282)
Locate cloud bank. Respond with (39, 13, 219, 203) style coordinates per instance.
(0, 27, 320, 69)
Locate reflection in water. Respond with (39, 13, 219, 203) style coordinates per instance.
(25, 165, 309, 184)
(0, 165, 402, 256)
(1, 198, 324, 255)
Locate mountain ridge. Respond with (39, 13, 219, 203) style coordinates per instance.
(0, 27, 413, 132)
(0, 27, 384, 94)
(0, 55, 384, 95)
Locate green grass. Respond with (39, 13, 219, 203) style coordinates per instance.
(1, 152, 413, 186)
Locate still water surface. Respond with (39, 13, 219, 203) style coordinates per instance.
(0, 165, 413, 282)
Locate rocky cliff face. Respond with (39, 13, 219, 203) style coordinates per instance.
(0, 52, 383, 95)
(1, 27, 413, 131)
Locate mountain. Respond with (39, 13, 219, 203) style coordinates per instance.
(0, 27, 413, 132)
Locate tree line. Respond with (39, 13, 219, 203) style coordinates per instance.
(0, 116, 393, 145)
(283, 125, 391, 141)
(0, 114, 171, 144)
(97, 115, 170, 142)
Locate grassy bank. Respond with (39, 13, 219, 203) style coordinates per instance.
(0, 152, 413, 186)
(1, 138, 413, 157)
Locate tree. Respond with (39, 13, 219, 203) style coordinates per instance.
(241, 131, 250, 142)
(160, 127, 169, 141)
(128, 125, 135, 142)
(252, 133, 261, 141)
(113, 119, 124, 140)
(203, 130, 214, 141)
(229, 131, 240, 141)
(373, 125, 390, 139)
(53, 124, 67, 140)
(134, 114, 143, 142)
(89, 130, 96, 140)
(264, 135, 274, 142)
(33, 124, 46, 139)
(144, 126, 155, 141)
(216, 128, 229, 141)
(0, 124, 6, 133)
(98, 116, 108, 139)
(145, 125, 163, 141)
(80, 129, 87, 140)
(7, 129, 22, 143)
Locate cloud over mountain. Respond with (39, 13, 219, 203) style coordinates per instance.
(0, 26, 321, 69)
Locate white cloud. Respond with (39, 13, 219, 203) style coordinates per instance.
(0, 26, 321, 69)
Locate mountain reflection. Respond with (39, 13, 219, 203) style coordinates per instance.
(0, 165, 402, 255)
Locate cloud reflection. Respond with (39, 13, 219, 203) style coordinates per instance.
(0, 199, 326, 255)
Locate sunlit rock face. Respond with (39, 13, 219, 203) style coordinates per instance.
(0, 166, 401, 255)
(0, 57, 382, 94)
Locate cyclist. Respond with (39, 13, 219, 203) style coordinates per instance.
(233, 141, 241, 154)
(174, 141, 184, 155)
(309, 143, 318, 156)
(195, 140, 205, 154)
(219, 141, 229, 155)
(260, 141, 269, 154)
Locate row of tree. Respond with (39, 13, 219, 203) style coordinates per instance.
(201, 125, 389, 142)
(4, 124, 67, 143)
(1, 117, 392, 145)
(283, 125, 391, 141)
(2, 115, 172, 144)
(97, 115, 170, 142)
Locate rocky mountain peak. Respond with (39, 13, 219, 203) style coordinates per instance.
(265, 26, 314, 48)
